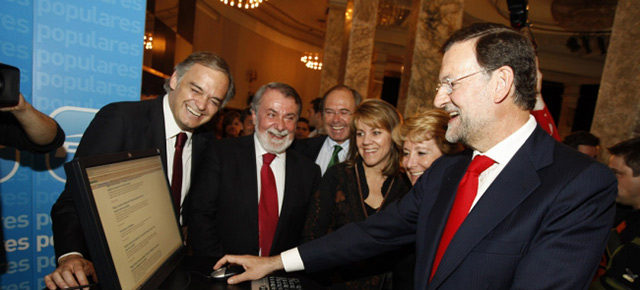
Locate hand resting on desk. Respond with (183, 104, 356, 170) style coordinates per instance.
(214, 255, 283, 284)
(43, 254, 97, 290)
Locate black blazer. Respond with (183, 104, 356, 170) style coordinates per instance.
(290, 135, 327, 163)
(50, 97, 213, 259)
(298, 127, 617, 290)
(187, 135, 321, 257)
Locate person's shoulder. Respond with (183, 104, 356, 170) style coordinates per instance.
(553, 139, 607, 172)
(97, 99, 159, 116)
(213, 135, 252, 148)
(291, 135, 326, 149)
(287, 146, 321, 173)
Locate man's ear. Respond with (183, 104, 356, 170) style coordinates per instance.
(169, 72, 179, 91)
(493, 66, 514, 104)
(251, 110, 257, 125)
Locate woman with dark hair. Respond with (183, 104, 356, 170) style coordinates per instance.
(222, 110, 242, 138)
(303, 99, 411, 289)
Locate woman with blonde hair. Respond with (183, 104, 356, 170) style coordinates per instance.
(392, 109, 463, 185)
(303, 99, 412, 289)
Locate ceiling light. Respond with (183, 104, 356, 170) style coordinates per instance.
(300, 52, 322, 71)
(220, 0, 266, 9)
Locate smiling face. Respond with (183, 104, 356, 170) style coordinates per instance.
(433, 40, 494, 149)
(323, 89, 357, 144)
(402, 139, 444, 185)
(168, 63, 229, 132)
(253, 89, 299, 153)
(356, 120, 393, 171)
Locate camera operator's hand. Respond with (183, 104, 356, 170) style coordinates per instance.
(0, 93, 60, 146)
(43, 254, 97, 290)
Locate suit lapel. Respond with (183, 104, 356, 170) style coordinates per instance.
(421, 154, 470, 289)
(310, 135, 327, 159)
(428, 129, 552, 289)
(148, 98, 168, 169)
(239, 136, 259, 240)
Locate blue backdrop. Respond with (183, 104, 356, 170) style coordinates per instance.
(0, 0, 146, 288)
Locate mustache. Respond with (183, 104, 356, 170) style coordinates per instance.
(443, 104, 459, 112)
(267, 128, 289, 138)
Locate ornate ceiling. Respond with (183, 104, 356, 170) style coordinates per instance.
(155, 0, 617, 84)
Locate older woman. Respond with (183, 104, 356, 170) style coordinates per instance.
(303, 99, 411, 290)
(392, 109, 463, 185)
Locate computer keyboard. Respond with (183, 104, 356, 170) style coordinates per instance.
(251, 276, 303, 290)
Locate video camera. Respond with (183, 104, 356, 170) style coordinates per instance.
(0, 63, 20, 107)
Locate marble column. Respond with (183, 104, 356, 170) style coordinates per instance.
(320, 0, 348, 95)
(591, 0, 640, 161)
(369, 51, 387, 99)
(398, 0, 464, 117)
(343, 0, 380, 97)
(557, 84, 580, 138)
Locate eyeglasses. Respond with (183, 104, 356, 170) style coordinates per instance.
(436, 69, 487, 95)
(323, 109, 352, 118)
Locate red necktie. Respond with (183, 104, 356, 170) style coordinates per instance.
(171, 132, 187, 216)
(430, 155, 495, 281)
(259, 153, 278, 256)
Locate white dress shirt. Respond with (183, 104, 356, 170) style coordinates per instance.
(254, 134, 287, 213)
(316, 138, 350, 175)
(163, 95, 193, 214)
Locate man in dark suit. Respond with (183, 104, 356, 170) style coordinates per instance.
(214, 23, 617, 290)
(44, 51, 235, 290)
(187, 82, 321, 258)
(291, 85, 361, 175)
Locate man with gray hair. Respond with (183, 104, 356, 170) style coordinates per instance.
(292, 85, 362, 175)
(45, 51, 235, 290)
(214, 23, 616, 290)
(188, 82, 321, 258)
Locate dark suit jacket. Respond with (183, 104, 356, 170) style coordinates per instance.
(187, 135, 321, 257)
(290, 135, 327, 163)
(298, 127, 618, 290)
(50, 97, 213, 259)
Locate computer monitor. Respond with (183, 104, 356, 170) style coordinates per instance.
(65, 149, 185, 290)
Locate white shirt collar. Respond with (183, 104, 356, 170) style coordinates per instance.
(324, 137, 350, 151)
(477, 115, 537, 165)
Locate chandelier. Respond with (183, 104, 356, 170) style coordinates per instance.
(300, 53, 322, 70)
(220, 0, 266, 9)
(377, 0, 409, 27)
(143, 33, 153, 50)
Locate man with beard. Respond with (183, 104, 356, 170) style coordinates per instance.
(212, 23, 617, 290)
(187, 82, 321, 257)
(291, 85, 362, 175)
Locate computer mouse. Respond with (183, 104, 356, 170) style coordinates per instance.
(210, 265, 245, 280)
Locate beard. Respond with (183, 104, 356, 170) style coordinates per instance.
(443, 104, 488, 147)
(256, 127, 294, 154)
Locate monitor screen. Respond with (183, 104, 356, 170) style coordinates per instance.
(65, 149, 184, 290)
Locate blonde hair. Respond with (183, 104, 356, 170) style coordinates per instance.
(392, 109, 463, 155)
(346, 99, 403, 176)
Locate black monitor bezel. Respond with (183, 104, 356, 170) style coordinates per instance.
(64, 148, 185, 290)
